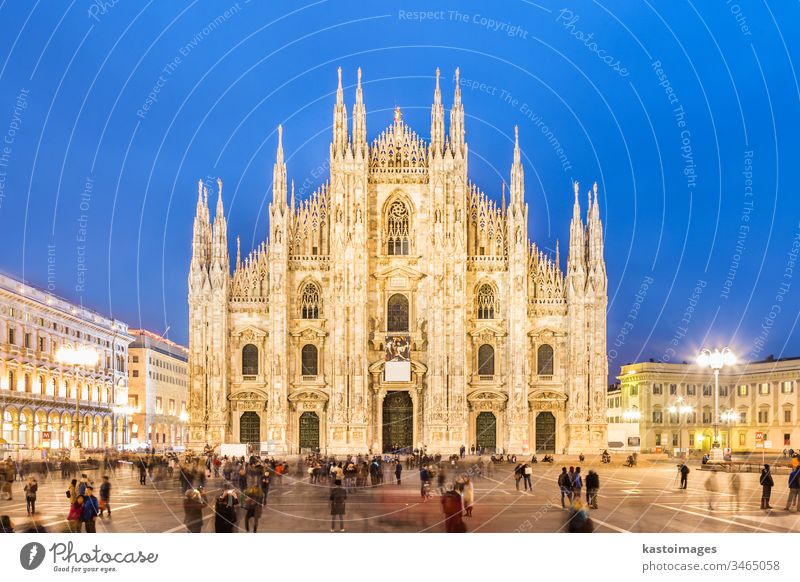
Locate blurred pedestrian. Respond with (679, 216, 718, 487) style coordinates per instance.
(214, 484, 239, 533)
(514, 463, 524, 491)
(395, 462, 402, 485)
(81, 486, 100, 533)
(567, 499, 593, 533)
(441, 484, 465, 533)
(67, 496, 84, 533)
(462, 476, 474, 517)
(24, 477, 38, 515)
(679, 462, 690, 489)
(705, 468, 719, 510)
(785, 465, 800, 511)
(558, 467, 572, 508)
(329, 479, 347, 532)
(573, 467, 583, 500)
(183, 489, 205, 533)
(522, 463, 533, 491)
(729, 472, 741, 510)
(99, 476, 111, 518)
(760, 464, 774, 509)
(0, 515, 13, 533)
(586, 469, 600, 509)
(243, 484, 263, 532)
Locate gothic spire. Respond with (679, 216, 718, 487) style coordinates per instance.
(430, 67, 445, 155)
(333, 67, 348, 156)
(509, 126, 524, 211)
(449, 67, 465, 155)
(352, 67, 366, 156)
(568, 180, 585, 273)
(273, 125, 287, 209)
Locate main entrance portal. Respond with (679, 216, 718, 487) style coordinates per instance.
(239, 411, 260, 447)
(475, 411, 497, 453)
(535, 411, 556, 453)
(382, 391, 413, 453)
(299, 412, 320, 452)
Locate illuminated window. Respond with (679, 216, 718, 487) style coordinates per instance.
(386, 200, 410, 255)
(476, 285, 496, 319)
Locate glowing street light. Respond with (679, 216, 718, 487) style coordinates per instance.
(56, 344, 99, 459)
(697, 347, 736, 459)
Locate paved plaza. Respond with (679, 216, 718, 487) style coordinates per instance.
(2, 455, 800, 533)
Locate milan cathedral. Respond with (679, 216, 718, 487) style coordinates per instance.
(187, 68, 608, 455)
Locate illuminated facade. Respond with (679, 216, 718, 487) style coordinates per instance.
(187, 68, 608, 454)
(0, 273, 132, 453)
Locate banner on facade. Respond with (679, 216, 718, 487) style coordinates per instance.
(385, 335, 411, 382)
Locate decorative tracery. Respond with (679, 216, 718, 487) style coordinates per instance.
(386, 200, 410, 255)
(476, 284, 496, 319)
(300, 282, 321, 319)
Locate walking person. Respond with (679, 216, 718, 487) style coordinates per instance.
(729, 472, 741, 511)
(585, 469, 600, 509)
(138, 459, 147, 485)
(183, 489, 205, 533)
(24, 477, 38, 515)
(785, 465, 800, 511)
(81, 486, 100, 533)
(558, 467, 573, 509)
(330, 479, 347, 532)
(260, 469, 271, 505)
(760, 464, 774, 509)
(462, 476, 474, 517)
(514, 463, 524, 491)
(572, 467, 583, 500)
(243, 484, 263, 532)
(679, 462, 690, 489)
(67, 495, 84, 533)
(441, 484, 466, 532)
(99, 476, 111, 518)
(214, 485, 239, 533)
(522, 463, 533, 491)
(395, 462, 402, 485)
(705, 468, 719, 511)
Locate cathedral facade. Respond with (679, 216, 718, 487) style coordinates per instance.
(187, 68, 608, 455)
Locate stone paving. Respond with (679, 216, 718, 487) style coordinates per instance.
(2, 455, 800, 533)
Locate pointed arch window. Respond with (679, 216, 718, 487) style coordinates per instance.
(537, 344, 554, 376)
(242, 344, 259, 376)
(301, 344, 318, 376)
(478, 344, 495, 376)
(387, 294, 409, 332)
(476, 284, 496, 319)
(300, 283, 321, 319)
(386, 200, 410, 255)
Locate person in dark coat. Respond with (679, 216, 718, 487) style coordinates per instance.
(394, 462, 402, 485)
(81, 486, 100, 533)
(330, 479, 347, 532)
(760, 464, 774, 509)
(585, 470, 600, 509)
(98, 476, 111, 518)
(679, 462, 690, 489)
(214, 486, 239, 533)
(24, 477, 38, 515)
(183, 489, 205, 533)
(243, 485, 263, 533)
(138, 459, 147, 485)
(440, 485, 465, 533)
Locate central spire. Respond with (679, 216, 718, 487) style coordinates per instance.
(430, 68, 444, 155)
(332, 67, 349, 156)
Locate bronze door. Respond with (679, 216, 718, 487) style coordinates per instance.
(475, 411, 497, 453)
(535, 411, 556, 453)
(382, 391, 413, 453)
(299, 412, 320, 451)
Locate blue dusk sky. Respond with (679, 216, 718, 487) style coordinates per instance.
(0, 1, 798, 377)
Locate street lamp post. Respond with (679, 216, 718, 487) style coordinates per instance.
(697, 347, 736, 462)
(56, 344, 99, 461)
(668, 398, 693, 458)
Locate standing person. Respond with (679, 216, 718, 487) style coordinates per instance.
(67, 496, 84, 533)
(760, 464, 774, 509)
(243, 484, 263, 532)
(514, 463, 524, 491)
(572, 467, 583, 500)
(214, 485, 239, 533)
(183, 489, 205, 533)
(329, 479, 347, 532)
(440, 485, 465, 533)
(81, 486, 100, 533)
(260, 468, 271, 505)
(679, 462, 690, 489)
(67, 478, 78, 505)
(2, 460, 14, 500)
(24, 477, 38, 515)
(138, 459, 147, 485)
(462, 476, 474, 517)
(395, 462, 402, 485)
(558, 467, 572, 509)
(522, 463, 533, 491)
(585, 470, 600, 509)
(460, 445, 466, 459)
(99, 476, 111, 518)
(785, 465, 800, 511)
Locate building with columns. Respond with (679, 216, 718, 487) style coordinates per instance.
(127, 330, 189, 450)
(187, 68, 608, 455)
(613, 357, 800, 454)
(0, 273, 133, 454)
